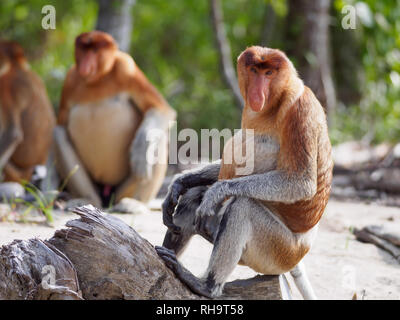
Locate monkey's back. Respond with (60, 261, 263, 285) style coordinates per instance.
(7, 69, 55, 167)
(268, 88, 333, 233)
(219, 87, 333, 234)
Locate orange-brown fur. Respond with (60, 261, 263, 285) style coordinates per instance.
(58, 32, 172, 126)
(220, 46, 333, 234)
(0, 40, 55, 182)
(57, 31, 175, 197)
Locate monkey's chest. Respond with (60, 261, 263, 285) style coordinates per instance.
(68, 93, 142, 185)
(219, 131, 279, 180)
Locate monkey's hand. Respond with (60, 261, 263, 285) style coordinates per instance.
(195, 181, 228, 224)
(162, 176, 186, 233)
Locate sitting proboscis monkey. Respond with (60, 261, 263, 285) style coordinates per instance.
(0, 40, 55, 185)
(55, 31, 176, 207)
(156, 46, 333, 299)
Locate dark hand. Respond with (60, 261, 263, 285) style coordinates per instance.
(194, 181, 228, 227)
(162, 177, 185, 233)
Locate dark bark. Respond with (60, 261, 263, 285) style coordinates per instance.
(210, 0, 244, 110)
(354, 226, 400, 263)
(286, 0, 336, 122)
(0, 239, 81, 300)
(260, 3, 277, 47)
(96, 0, 135, 52)
(0, 205, 283, 300)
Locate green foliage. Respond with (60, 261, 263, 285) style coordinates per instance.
(132, 0, 243, 131)
(16, 182, 55, 223)
(0, 0, 98, 110)
(331, 0, 400, 143)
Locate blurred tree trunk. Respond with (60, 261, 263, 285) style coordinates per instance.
(286, 0, 336, 122)
(260, 3, 277, 47)
(96, 0, 135, 52)
(210, 0, 244, 110)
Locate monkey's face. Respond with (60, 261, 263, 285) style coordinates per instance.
(0, 41, 25, 69)
(237, 46, 290, 112)
(75, 31, 117, 83)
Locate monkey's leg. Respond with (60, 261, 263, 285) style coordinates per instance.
(290, 261, 317, 300)
(162, 161, 221, 232)
(115, 108, 171, 203)
(53, 126, 101, 207)
(3, 162, 33, 182)
(115, 159, 167, 203)
(0, 122, 23, 170)
(157, 197, 251, 298)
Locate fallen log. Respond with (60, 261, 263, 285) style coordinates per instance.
(352, 168, 400, 194)
(0, 205, 283, 300)
(0, 238, 81, 300)
(354, 226, 400, 263)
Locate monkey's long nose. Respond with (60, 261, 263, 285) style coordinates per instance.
(247, 75, 267, 112)
(248, 89, 265, 112)
(79, 62, 92, 77)
(78, 52, 96, 77)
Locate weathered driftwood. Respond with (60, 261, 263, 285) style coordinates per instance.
(0, 238, 81, 300)
(352, 168, 400, 194)
(0, 205, 282, 300)
(354, 226, 400, 263)
(331, 143, 400, 202)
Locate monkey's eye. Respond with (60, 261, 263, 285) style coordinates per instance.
(250, 67, 257, 73)
(265, 70, 273, 76)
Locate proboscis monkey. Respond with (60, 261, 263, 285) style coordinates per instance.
(0, 40, 55, 183)
(156, 46, 333, 299)
(55, 31, 176, 207)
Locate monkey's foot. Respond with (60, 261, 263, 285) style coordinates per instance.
(155, 246, 216, 298)
(155, 246, 182, 274)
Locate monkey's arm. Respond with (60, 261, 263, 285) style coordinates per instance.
(120, 53, 175, 116)
(57, 68, 76, 126)
(197, 168, 317, 217)
(128, 108, 172, 180)
(162, 161, 221, 231)
(118, 55, 176, 179)
(197, 112, 319, 217)
(0, 111, 23, 169)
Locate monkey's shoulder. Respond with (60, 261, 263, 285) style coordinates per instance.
(299, 87, 328, 126)
(66, 70, 133, 106)
(114, 51, 137, 76)
(221, 130, 279, 178)
(0, 67, 45, 109)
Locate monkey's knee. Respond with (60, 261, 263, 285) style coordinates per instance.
(3, 163, 33, 182)
(116, 164, 166, 203)
(116, 159, 168, 203)
(162, 186, 209, 256)
(175, 186, 220, 243)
